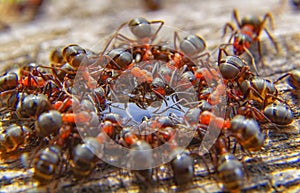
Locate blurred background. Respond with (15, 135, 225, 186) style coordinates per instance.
(1, 0, 299, 71)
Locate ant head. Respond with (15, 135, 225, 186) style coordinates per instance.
(233, 33, 253, 55)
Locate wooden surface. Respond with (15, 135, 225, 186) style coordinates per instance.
(0, 0, 299, 192)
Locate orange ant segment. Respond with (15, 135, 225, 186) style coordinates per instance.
(53, 98, 73, 112)
(199, 111, 230, 129)
(57, 127, 71, 146)
(59, 127, 71, 139)
(53, 101, 63, 110)
(193, 68, 208, 80)
(207, 83, 226, 105)
(62, 113, 75, 123)
(233, 34, 251, 54)
(223, 120, 231, 129)
(160, 127, 176, 141)
(169, 52, 184, 68)
(152, 87, 165, 96)
(75, 112, 92, 122)
(214, 117, 227, 129)
(150, 121, 161, 129)
(143, 134, 153, 145)
(142, 46, 154, 61)
(21, 76, 45, 87)
(101, 121, 114, 137)
(133, 67, 141, 75)
(62, 112, 91, 123)
(131, 67, 146, 77)
(199, 111, 214, 125)
(215, 137, 229, 154)
(167, 139, 179, 150)
(131, 67, 153, 83)
(124, 132, 139, 146)
(193, 67, 220, 82)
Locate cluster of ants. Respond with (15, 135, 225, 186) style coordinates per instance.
(0, 9, 299, 193)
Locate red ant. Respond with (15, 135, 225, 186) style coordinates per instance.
(199, 111, 231, 130)
(18, 64, 64, 98)
(222, 9, 279, 66)
(102, 17, 164, 51)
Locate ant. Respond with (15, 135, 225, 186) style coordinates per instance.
(263, 102, 294, 126)
(229, 115, 264, 152)
(99, 17, 164, 65)
(215, 138, 244, 192)
(0, 123, 32, 154)
(0, 72, 19, 93)
(36, 108, 93, 138)
(218, 47, 254, 82)
(70, 137, 101, 179)
(33, 145, 62, 184)
(106, 17, 164, 47)
(16, 93, 52, 119)
(240, 77, 279, 108)
(222, 9, 279, 66)
(170, 147, 194, 186)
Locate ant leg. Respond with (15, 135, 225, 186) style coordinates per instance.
(37, 69, 63, 89)
(231, 138, 238, 155)
(256, 39, 266, 68)
(260, 12, 275, 31)
(222, 22, 236, 39)
(42, 80, 53, 96)
(152, 96, 186, 114)
(173, 31, 182, 51)
(100, 21, 134, 55)
(191, 152, 212, 176)
(244, 47, 259, 75)
(265, 93, 285, 104)
(169, 68, 180, 88)
(115, 33, 136, 43)
(242, 86, 265, 103)
(193, 51, 211, 67)
(232, 9, 242, 28)
(217, 47, 230, 66)
(38, 65, 76, 76)
(263, 28, 280, 52)
(274, 73, 290, 84)
(28, 73, 43, 92)
(247, 103, 281, 130)
(259, 12, 279, 54)
(149, 20, 164, 42)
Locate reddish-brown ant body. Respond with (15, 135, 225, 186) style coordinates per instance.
(223, 9, 278, 65)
